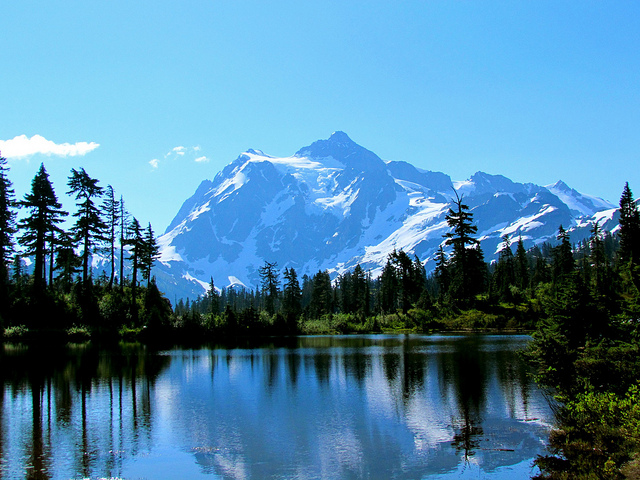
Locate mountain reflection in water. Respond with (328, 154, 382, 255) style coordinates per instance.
(0, 335, 552, 479)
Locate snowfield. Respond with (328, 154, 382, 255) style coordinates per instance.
(150, 132, 617, 300)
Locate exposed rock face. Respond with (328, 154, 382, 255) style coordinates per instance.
(154, 132, 616, 299)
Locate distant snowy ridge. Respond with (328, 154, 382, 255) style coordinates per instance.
(152, 132, 616, 300)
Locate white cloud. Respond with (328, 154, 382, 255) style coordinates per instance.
(153, 145, 210, 169)
(0, 134, 99, 159)
(168, 146, 186, 157)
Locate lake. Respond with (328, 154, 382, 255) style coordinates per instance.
(1, 334, 553, 479)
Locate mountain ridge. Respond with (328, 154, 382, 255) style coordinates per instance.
(152, 132, 616, 300)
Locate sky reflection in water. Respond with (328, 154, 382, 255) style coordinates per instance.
(0, 335, 553, 479)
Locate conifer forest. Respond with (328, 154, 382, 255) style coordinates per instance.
(2, 152, 640, 477)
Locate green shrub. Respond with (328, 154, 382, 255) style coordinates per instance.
(3, 324, 28, 339)
(448, 309, 499, 329)
(66, 324, 91, 342)
(118, 325, 146, 340)
(535, 384, 640, 479)
(299, 315, 334, 335)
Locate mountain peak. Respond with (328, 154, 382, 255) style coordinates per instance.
(548, 180, 571, 192)
(155, 132, 620, 300)
(328, 131, 353, 144)
(294, 132, 386, 173)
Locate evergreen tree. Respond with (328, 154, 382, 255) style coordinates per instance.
(18, 164, 67, 291)
(552, 225, 574, 283)
(67, 168, 105, 285)
(338, 270, 354, 313)
(515, 236, 530, 291)
(301, 274, 313, 311)
(143, 277, 172, 330)
(531, 245, 551, 286)
(309, 270, 333, 318)
(338, 265, 370, 316)
(102, 185, 120, 288)
(618, 182, 640, 266)
(12, 253, 25, 292)
(388, 249, 422, 313)
(378, 258, 399, 313)
(412, 255, 426, 296)
(352, 264, 369, 316)
(46, 227, 67, 288)
(127, 217, 144, 287)
(208, 277, 220, 316)
(127, 217, 144, 323)
(589, 221, 608, 297)
(0, 153, 16, 311)
(444, 192, 486, 302)
(493, 234, 516, 302)
(118, 196, 130, 288)
(603, 230, 618, 262)
(282, 267, 302, 328)
(140, 223, 159, 287)
(53, 232, 81, 291)
(434, 245, 450, 298)
(258, 261, 279, 315)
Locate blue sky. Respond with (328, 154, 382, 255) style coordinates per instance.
(2, 1, 639, 233)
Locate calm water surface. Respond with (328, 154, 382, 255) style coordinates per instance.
(0, 334, 553, 479)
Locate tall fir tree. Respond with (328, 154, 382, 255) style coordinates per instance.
(553, 225, 575, 283)
(140, 223, 159, 287)
(119, 195, 130, 288)
(18, 164, 67, 291)
(352, 263, 370, 316)
(102, 185, 120, 289)
(282, 267, 302, 328)
(0, 153, 16, 310)
(54, 232, 81, 292)
(387, 249, 423, 313)
(127, 218, 143, 287)
(378, 257, 399, 313)
(309, 270, 333, 317)
(493, 234, 516, 302)
(589, 221, 608, 297)
(127, 217, 144, 324)
(434, 245, 450, 298)
(258, 261, 279, 315)
(444, 192, 486, 302)
(208, 277, 220, 316)
(338, 271, 354, 313)
(618, 182, 640, 266)
(67, 168, 105, 285)
(301, 274, 313, 311)
(515, 236, 530, 291)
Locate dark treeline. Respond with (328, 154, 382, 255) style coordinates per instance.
(176, 187, 626, 339)
(1, 151, 638, 346)
(0, 154, 166, 338)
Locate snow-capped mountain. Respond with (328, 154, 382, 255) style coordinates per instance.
(154, 132, 616, 300)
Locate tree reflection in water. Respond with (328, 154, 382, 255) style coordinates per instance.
(0, 341, 169, 479)
(441, 336, 487, 462)
(1, 335, 552, 480)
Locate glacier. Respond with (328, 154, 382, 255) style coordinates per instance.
(152, 131, 617, 301)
